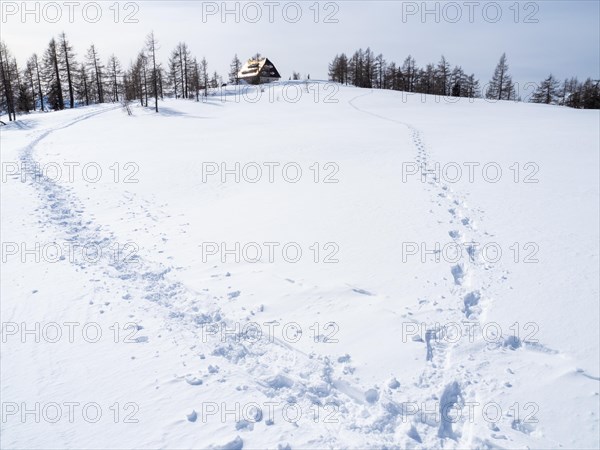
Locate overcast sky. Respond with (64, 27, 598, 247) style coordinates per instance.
(2, 1, 599, 87)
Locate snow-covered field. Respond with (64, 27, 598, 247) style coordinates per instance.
(1, 82, 599, 449)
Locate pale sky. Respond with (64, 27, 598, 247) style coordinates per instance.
(1, 1, 599, 87)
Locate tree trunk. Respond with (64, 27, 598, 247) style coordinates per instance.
(179, 47, 185, 99)
(61, 38, 75, 108)
(113, 59, 119, 102)
(28, 71, 36, 111)
(150, 42, 158, 112)
(83, 73, 89, 106)
(0, 49, 15, 120)
(52, 45, 64, 109)
(34, 56, 44, 111)
(143, 65, 148, 107)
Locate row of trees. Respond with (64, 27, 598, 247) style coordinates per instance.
(486, 53, 598, 108)
(328, 49, 481, 99)
(329, 50, 599, 109)
(0, 33, 249, 121)
(166, 42, 231, 101)
(0, 33, 140, 119)
(530, 74, 600, 109)
(3, 36, 598, 121)
(0, 34, 125, 120)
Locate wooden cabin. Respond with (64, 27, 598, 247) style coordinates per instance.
(238, 57, 281, 85)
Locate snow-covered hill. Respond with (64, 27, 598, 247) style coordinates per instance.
(1, 82, 599, 449)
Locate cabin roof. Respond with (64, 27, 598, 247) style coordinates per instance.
(238, 57, 281, 79)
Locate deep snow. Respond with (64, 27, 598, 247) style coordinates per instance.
(1, 82, 599, 449)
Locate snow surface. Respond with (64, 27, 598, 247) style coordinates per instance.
(1, 82, 599, 449)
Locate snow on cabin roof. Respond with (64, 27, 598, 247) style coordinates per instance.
(238, 57, 281, 79)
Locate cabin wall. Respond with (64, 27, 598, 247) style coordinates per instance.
(239, 76, 260, 85)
